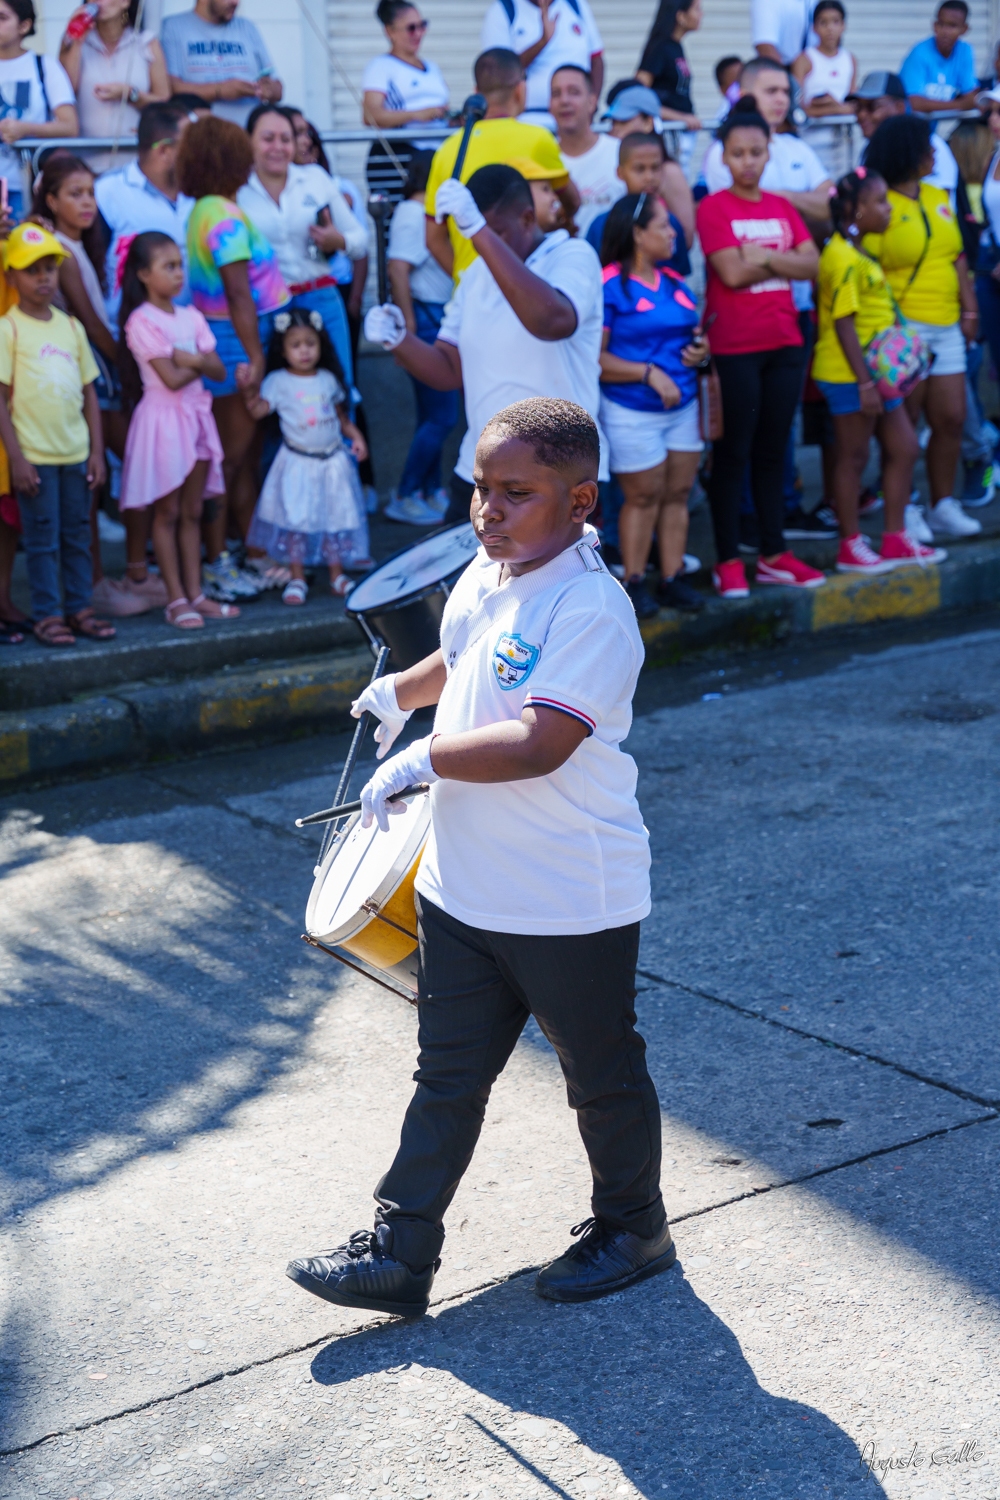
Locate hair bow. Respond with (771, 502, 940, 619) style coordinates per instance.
(114, 233, 138, 292)
(274, 311, 292, 332)
(308, 309, 323, 331)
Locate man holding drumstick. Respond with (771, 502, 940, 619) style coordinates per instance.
(286, 396, 672, 1315)
(364, 161, 606, 524)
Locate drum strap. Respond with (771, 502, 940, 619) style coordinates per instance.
(443, 535, 606, 670)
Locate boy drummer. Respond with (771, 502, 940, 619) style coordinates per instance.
(287, 397, 673, 1314)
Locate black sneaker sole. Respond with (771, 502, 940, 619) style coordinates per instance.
(285, 1263, 429, 1318)
(533, 1240, 677, 1304)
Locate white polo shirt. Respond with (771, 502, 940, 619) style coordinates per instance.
(95, 160, 195, 326)
(703, 132, 829, 310)
(415, 531, 651, 935)
(437, 228, 607, 481)
(480, 0, 603, 116)
(237, 165, 367, 289)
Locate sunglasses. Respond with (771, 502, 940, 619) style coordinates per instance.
(401, 18, 429, 33)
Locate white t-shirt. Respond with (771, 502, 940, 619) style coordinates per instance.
(704, 132, 829, 309)
(0, 53, 75, 182)
(480, 0, 603, 115)
(415, 531, 651, 935)
(261, 368, 345, 455)
(437, 228, 607, 482)
(562, 132, 624, 236)
(386, 197, 453, 304)
(750, 0, 813, 64)
(361, 53, 449, 149)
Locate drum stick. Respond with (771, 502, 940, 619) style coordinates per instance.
(368, 191, 392, 305)
(297, 784, 428, 829)
(316, 644, 390, 865)
(451, 94, 487, 180)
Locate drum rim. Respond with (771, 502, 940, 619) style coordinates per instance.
(305, 793, 431, 945)
(346, 521, 479, 617)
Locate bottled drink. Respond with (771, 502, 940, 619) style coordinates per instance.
(65, 4, 99, 41)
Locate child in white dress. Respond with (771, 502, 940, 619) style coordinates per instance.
(244, 309, 370, 605)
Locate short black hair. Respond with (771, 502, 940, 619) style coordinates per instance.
(619, 130, 667, 164)
(937, 0, 968, 17)
(168, 91, 209, 115)
(137, 100, 188, 153)
(864, 112, 934, 187)
(466, 162, 533, 218)
(480, 398, 600, 478)
(550, 63, 593, 90)
(714, 54, 743, 89)
(403, 147, 435, 198)
(475, 48, 524, 95)
(4, 0, 35, 37)
(813, 0, 845, 19)
(719, 95, 770, 143)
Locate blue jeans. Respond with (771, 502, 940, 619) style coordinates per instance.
(288, 284, 354, 391)
(397, 300, 459, 497)
(17, 462, 92, 620)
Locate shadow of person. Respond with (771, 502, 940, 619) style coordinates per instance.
(308, 1264, 884, 1498)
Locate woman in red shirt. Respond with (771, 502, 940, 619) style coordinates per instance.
(696, 100, 825, 598)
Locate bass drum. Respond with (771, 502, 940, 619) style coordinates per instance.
(346, 522, 479, 669)
(305, 788, 430, 1002)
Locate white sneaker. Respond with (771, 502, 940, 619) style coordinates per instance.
(927, 497, 982, 537)
(681, 553, 701, 575)
(96, 510, 126, 543)
(383, 490, 441, 526)
(904, 503, 934, 544)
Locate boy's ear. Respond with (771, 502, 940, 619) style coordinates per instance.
(569, 478, 598, 521)
(616, 164, 627, 182)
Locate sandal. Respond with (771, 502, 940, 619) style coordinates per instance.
(331, 575, 355, 598)
(165, 597, 205, 630)
(190, 593, 240, 620)
(34, 615, 76, 648)
(0, 620, 25, 644)
(282, 579, 308, 606)
(66, 608, 116, 641)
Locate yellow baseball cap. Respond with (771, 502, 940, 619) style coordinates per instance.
(4, 221, 69, 270)
(507, 156, 564, 182)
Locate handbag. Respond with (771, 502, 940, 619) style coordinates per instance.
(862, 320, 931, 400)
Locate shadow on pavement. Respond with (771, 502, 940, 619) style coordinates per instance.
(309, 1268, 884, 1499)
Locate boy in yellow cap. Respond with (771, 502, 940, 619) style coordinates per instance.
(0, 222, 109, 646)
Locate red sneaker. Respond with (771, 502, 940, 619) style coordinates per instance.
(755, 552, 826, 588)
(712, 558, 749, 599)
(879, 531, 946, 568)
(835, 534, 892, 574)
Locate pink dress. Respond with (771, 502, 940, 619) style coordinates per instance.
(120, 302, 225, 509)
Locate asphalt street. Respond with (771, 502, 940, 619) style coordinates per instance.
(1, 623, 999, 1500)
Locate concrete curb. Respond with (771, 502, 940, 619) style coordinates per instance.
(2, 544, 999, 789)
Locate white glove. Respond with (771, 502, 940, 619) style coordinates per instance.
(360, 735, 439, 833)
(363, 302, 407, 350)
(351, 673, 412, 759)
(434, 178, 486, 237)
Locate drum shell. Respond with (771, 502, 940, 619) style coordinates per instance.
(350, 583, 448, 671)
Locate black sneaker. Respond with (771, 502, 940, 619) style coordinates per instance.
(286, 1227, 436, 1317)
(656, 574, 704, 613)
(625, 576, 660, 619)
(783, 504, 839, 540)
(535, 1216, 676, 1303)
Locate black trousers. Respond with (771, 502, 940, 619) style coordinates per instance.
(709, 342, 806, 562)
(374, 895, 666, 1268)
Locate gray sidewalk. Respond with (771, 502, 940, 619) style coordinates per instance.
(1, 626, 999, 1499)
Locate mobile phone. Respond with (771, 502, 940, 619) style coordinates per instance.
(0, 178, 8, 216)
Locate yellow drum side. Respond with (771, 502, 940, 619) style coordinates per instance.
(341, 849, 422, 969)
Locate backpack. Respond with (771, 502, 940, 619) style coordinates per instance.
(499, 0, 581, 19)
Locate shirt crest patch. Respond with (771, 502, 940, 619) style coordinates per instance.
(493, 632, 540, 690)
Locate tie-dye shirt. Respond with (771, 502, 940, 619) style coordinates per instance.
(186, 195, 289, 322)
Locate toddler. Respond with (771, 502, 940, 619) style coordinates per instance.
(243, 309, 369, 605)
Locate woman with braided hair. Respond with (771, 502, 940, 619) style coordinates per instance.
(813, 166, 939, 572)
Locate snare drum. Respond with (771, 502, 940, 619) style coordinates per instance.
(305, 788, 430, 1001)
(346, 522, 479, 670)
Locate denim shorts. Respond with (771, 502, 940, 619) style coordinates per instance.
(203, 310, 278, 398)
(815, 379, 903, 416)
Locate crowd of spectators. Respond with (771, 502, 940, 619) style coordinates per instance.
(0, 0, 999, 646)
